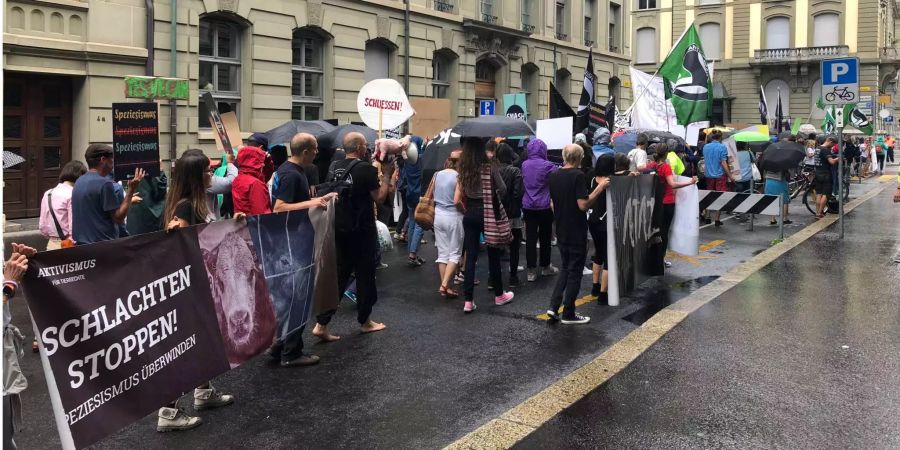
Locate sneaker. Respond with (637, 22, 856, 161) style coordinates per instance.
(540, 265, 559, 276)
(702, 217, 712, 225)
(193, 386, 234, 410)
(551, 238, 558, 246)
(376, 262, 389, 270)
(157, 407, 202, 432)
(280, 354, 320, 367)
(546, 309, 560, 321)
(590, 283, 601, 297)
(561, 313, 591, 325)
(463, 301, 477, 313)
(494, 291, 514, 306)
(664, 261, 672, 268)
(714, 220, 724, 227)
(582, 267, 593, 275)
(508, 274, 520, 288)
(407, 256, 425, 267)
(526, 269, 538, 282)
(454, 272, 465, 284)
(344, 290, 357, 303)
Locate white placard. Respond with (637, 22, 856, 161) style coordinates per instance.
(535, 117, 574, 150)
(628, 67, 710, 146)
(356, 78, 415, 131)
(669, 176, 699, 256)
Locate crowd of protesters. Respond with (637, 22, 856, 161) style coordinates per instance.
(8, 120, 900, 447)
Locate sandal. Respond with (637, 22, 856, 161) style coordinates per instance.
(439, 285, 459, 298)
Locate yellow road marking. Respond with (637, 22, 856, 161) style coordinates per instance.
(535, 294, 596, 321)
(879, 175, 894, 182)
(666, 239, 726, 266)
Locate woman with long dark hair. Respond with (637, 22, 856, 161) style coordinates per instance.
(455, 137, 514, 313)
(158, 149, 237, 432)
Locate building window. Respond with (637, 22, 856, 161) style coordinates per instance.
(556, 1, 569, 40)
(764, 79, 791, 124)
(199, 17, 241, 128)
(556, 69, 572, 104)
(638, 0, 656, 10)
(434, 0, 454, 13)
(432, 55, 451, 98)
(521, 63, 539, 116)
(636, 27, 657, 64)
(481, 0, 497, 23)
(522, 0, 535, 32)
(291, 30, 324, 121)
(698, 0, 720, 4)
(365, 40, 391, 82)
(584, 0, 595, 46)
(813, 13, 840, 47)
(699, 23, 721, 60)
(766, 17, 790, 49)
(609, 3, 621, 53)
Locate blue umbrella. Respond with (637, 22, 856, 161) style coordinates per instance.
(612, 132, 638, 153)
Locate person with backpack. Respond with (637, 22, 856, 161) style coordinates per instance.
(39, 161, 87, 250)
(496, 143, 524, 287)
(315, 132, 389, 335)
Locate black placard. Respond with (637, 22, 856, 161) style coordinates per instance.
(112, 103, 161, 181)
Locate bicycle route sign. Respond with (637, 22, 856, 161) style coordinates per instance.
(821, 57, 859, 106)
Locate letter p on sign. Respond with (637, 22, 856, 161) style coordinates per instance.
(831, 63, 849, 81)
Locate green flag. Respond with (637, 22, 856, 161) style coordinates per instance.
(843, 104, 874, 135)
(791, 117, 801, 135)
(658, 24, 712, 126)
(817, 99, 836, 133)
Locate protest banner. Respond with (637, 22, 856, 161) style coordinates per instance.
(112, 103, 160, 181)
(669, 176, 700, 256)
(628, 67, 711, 146)
(24, 207, 336, 449)
(356, 78, 415, 132)
(536, 117, 574, 150)
(606, 175, 659, 306)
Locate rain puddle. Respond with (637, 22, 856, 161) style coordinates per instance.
(622, 276, 720, 326)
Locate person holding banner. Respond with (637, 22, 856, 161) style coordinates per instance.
(589, 154, 615, 303)
(159, 150, 237, 432)
(545, 144, 609, 324)
(651, 146, 699, 269)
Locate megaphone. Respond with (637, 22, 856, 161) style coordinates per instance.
(405, 141, 418, 165)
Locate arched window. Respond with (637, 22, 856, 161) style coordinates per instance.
(636, 27, 657, 64)
(766, 17, 790, 49)
(432, 53, 451, 99)
(364, 41, 391, 82)
(521, 63, 539, 117)
(764, 79, 790, 122)
(475, 60, 498, 102)
(292, 29, 324, 120)
(199, 17, 242, 128)
(813, 13, 839, 47)
(810, 79, 825, 120)
(699, 23, 721, 60)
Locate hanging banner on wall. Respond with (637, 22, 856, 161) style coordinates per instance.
(24, 207, 337, 449)
(111, 102, 161, 181)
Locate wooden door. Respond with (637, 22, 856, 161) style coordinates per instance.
(3, 75, 72, 219)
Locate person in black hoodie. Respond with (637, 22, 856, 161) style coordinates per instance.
(496, 144, 525, 287)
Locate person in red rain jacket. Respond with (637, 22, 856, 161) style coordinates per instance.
(232, 145, 272, 215)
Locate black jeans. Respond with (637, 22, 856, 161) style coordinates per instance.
(549, 243, 587, 320)
(463, 207, 504, 301)
(888, 148, 895, 163)
(270, 325, 305, 362)
(509, 228, 523, 275)
(523, 208, 553, 268)
(318, 229, 379, 325)
(661, 203, 676, 256)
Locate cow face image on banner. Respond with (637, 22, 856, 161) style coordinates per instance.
(198, 220, 276, 368)
(671, 44, 710, 102)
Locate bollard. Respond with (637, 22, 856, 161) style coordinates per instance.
(779, 195, 785, 241)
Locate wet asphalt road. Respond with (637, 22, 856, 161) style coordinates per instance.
(7, 175, 893, 449)
(515, 186, 900, 449)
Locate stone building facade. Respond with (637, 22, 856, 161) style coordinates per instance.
(631, 0, 900, 129)
(3, 0, 634, 218)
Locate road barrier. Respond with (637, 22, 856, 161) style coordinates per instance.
(698, 190, 785, 240)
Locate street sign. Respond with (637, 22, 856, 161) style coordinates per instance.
(479, 99, 495, 116)
(835, 107, 845, 128)
(885, 116, 894, 124)
(879, 108, 891, 119)
(821, 57, 859, 106)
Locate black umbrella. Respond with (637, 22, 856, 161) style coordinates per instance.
(452, 116, 534, 138)
(313, 124, 379, 181)
(759, 140, 806, 171)
(421, 128, 462, 172)
(265, 120, 336, 145)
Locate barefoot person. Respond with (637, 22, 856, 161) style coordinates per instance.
(314, 132, 389, 335)
(270, 133, 337, 359)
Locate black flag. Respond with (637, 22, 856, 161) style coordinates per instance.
(775, 90, 784, 134)
(758, 85, 768, 125)
(575, 50, 596, 131)
(604, 97, 616, 132)
(550, 82, 576, 119)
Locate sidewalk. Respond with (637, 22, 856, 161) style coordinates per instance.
(513, 185, 900, 449)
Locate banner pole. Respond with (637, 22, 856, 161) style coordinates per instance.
(605, 191, 619, 307)
(839, 126, 845, 238)
(779, 195, 785, 241)
(32, 318, 76, 450)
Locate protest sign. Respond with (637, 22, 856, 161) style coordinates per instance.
(410, 98, 450, 139)
(669, 176, 699, 256)
(24, 207, 336, 449)
(112, 103, 160, 181)
(124, 76, 189, 100)
(202, 92, 242, 155)
(628, 67, 710, 146)
(356, 79, 415, 132)
(536, 117, 574, 150)
(606, 175, 658, 306)
(503, 93, 527, 120)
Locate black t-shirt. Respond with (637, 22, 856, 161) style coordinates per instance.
(173, 200, 206, 225)
(816, 146, 835, 175)
(587, 177, 607, 223)
(273, 161, 311, 204)
(549, 168, 589, 246)
(329, 158, 380, 231)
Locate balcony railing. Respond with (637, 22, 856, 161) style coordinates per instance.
(481, 14, 498, 24)
(434, 0, 454, 13)
(556, 32, 568, 41)
(522, 23, 536, 33)
(753, 45, 849, 63)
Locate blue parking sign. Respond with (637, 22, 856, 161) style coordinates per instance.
(821, 57, 859, 105)
(479, 99, 495, 116)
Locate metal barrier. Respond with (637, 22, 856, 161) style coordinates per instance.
(698, 190, 785, 240)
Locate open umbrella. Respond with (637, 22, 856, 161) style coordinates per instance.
(452, 116, 534, 138)
(265, 120, 336, 145)
(317, 124, 378, 152)
(758, 140, 806, 171)
(421, 128, 461, 172)
(732, 131, 771, 143)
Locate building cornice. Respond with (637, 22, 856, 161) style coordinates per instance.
(3, 33, 146, 66)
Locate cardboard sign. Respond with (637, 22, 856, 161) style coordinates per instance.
(202, 92, 242, 155)
(535, 117, 574, 150)
(356, 79, 415, 131)
(111, 103, 161, 181)
(410, 98, 451, 139)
